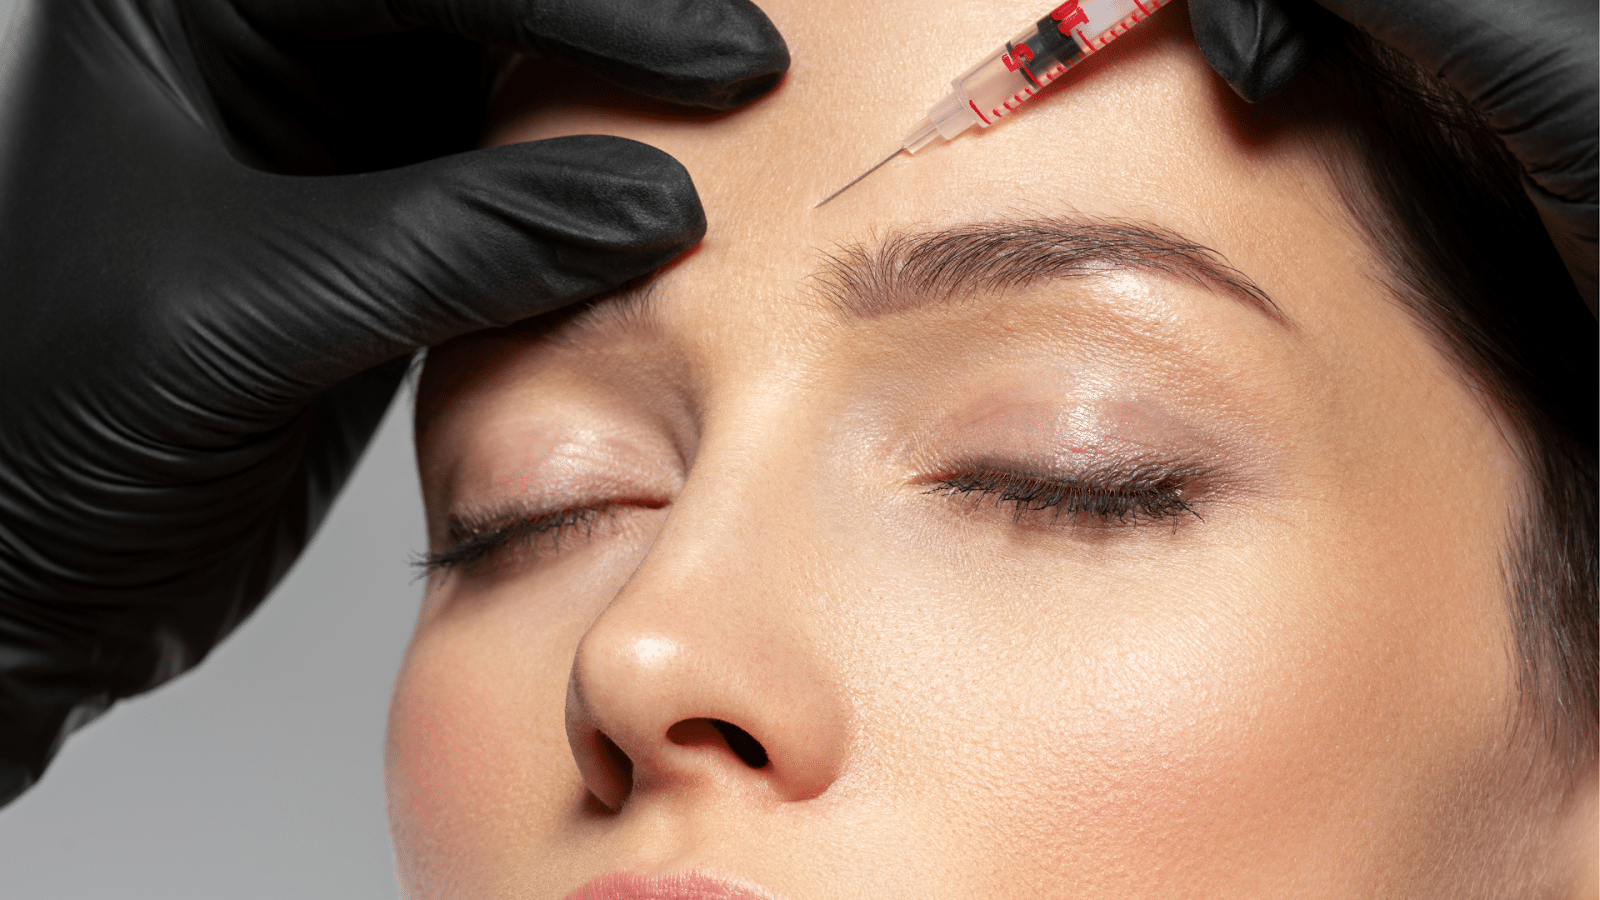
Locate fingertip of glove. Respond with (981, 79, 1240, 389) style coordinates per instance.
(671, 0, 790, 111)
(502, 134, 705, 238)
(207, 137, 706, 371)
(693, 66, 788, 112)
(519, 0, 791, 111)
(1189, 0, 1319, 102)
(457, 136, 707, 294)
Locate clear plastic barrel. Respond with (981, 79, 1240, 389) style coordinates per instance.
(902, 0, 1169, 154)
(954, 0, 1167, 128)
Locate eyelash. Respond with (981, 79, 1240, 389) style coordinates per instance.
(422, 465, 1200, 574)
(924, 466, 1202, 527)
(417, 505, 616, 576)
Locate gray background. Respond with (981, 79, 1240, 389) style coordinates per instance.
(0, 5, 422, 892)
(0, 395, 421, 900)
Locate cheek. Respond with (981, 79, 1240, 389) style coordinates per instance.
(844, 567, 1317, 891)
(831, 492, 1517, 894)
(385, 538, 658, 892)
(386, 608, 586, 890)
(387, 516, 670, 851)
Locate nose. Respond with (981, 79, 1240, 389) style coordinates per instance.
(564, 542, 851, 812)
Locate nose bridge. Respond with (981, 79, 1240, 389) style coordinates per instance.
(564, 413, 853, 811)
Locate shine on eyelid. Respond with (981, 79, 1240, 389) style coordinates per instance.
(881, 366, 1279, 496)
(430, 421, 683, 542)
(959, 396, 1193, 448)
(920, 395, 1209, 476)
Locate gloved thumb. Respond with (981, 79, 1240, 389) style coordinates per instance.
(180, 134, 703, 425)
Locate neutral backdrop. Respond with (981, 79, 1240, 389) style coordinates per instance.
(0, 3, 424, 895)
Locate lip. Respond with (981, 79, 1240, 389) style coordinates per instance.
(562, 871, 783, 900)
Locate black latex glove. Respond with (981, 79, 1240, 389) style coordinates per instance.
(1187, 0, 1598, 313)
(0, 0, 787, 807)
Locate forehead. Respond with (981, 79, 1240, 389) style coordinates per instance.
(424, 0, 1452, 485)
(482, 0, 1373, 344)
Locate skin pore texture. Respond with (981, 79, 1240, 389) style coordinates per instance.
(389, 1, 1598, 897)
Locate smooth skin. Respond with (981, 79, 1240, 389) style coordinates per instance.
(389, 1, 1598, 897)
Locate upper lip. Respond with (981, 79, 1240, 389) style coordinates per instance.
(562, 871, 785, 900)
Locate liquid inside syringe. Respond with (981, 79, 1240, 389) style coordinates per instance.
(816, 0, 1170, 207)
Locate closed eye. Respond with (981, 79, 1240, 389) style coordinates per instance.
(418, 499, 667, 576)
(925, 466, 1202, 527)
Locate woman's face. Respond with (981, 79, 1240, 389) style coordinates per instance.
(388, 1, 1587, 896)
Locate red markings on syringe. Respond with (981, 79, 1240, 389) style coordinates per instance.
(1002, 43, 1035, 72)
(1083, 0, 1167, 49)
(1002, 42, 1044, 89)
(1050, 0, 1088, 34)
(1097, 19, 1136, 47)
(984, 0, 1172, 125)
(991, 57, 1069, 121)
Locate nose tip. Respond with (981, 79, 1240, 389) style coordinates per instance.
(565, 626, 848, 812)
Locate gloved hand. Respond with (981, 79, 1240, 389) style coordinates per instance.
(1187, 0, 1598, 314)
(0, 0, 787, 807)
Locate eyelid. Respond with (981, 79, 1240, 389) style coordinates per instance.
(421, 496, 668, 576)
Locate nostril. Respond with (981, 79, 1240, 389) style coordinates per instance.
(665, 718, 770, 769)
(710, 719, 769, 769)
(599, 732, 633, 778)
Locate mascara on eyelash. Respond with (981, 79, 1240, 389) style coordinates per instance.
(926, 466, 1202, 525)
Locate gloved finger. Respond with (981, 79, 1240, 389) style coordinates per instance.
(296, 355, 417, 519)
(185, 134, 703, 424)
(236, 0, 790, 110)
(1187, 0, 1330, 101)
(1313, 0, 1598, 218)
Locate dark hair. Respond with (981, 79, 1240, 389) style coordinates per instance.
(1297, 24, 1597, 762)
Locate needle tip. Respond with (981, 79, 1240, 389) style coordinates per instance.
(813, 148, 905, 209)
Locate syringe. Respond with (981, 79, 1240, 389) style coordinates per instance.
(815, 0, 1171, 207)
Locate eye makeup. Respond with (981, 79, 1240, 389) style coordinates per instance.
(923, 461, 1204, 528)
(891, 384, 1242, 536)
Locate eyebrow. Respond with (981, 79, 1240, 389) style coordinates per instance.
(813, 217, 1287, 326)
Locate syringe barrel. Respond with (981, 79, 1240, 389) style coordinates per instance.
(952, 0, 1167, 129)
